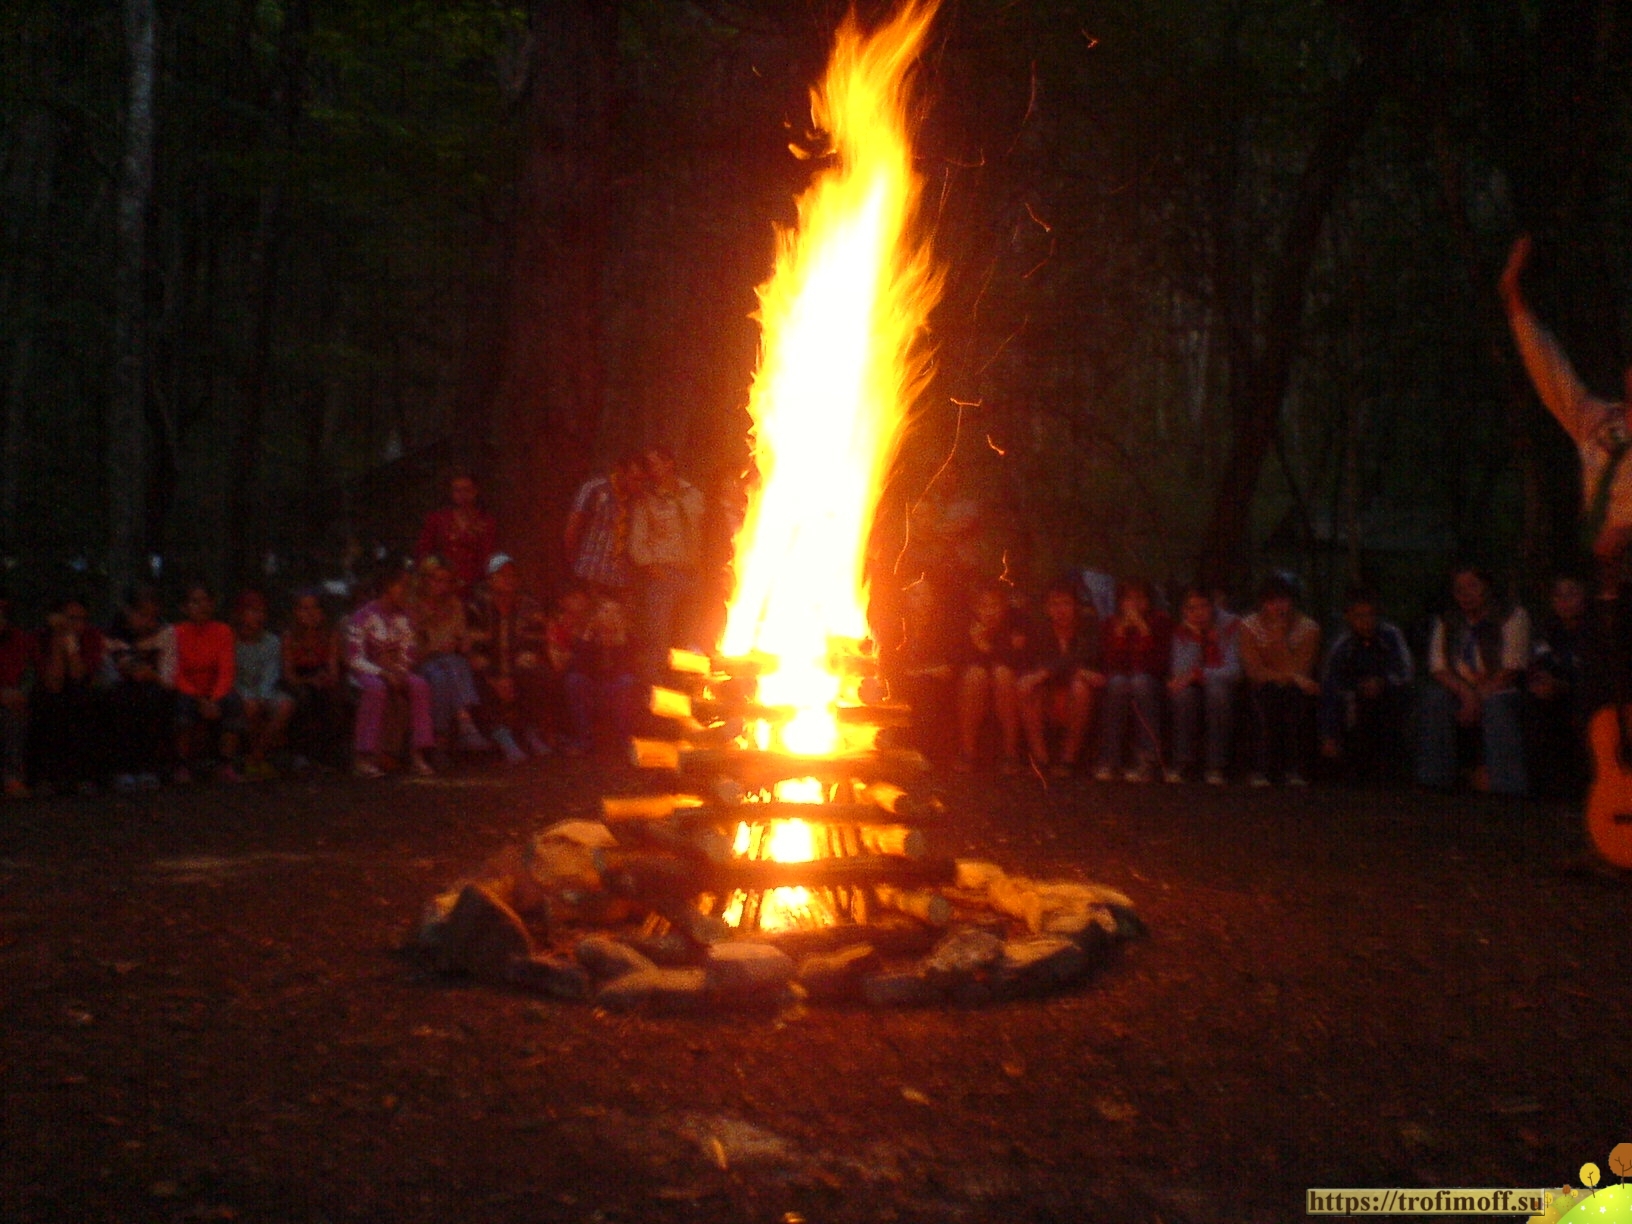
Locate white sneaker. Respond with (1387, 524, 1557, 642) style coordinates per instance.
(1124, 766, 1150, 784)
(1164, 767, 1185, 784)
(1285, 772, 1308, 787)
(1248, 772, 1271, 787)
(1094, 766, 1116, 782)
(1206, 770, 1228, 786)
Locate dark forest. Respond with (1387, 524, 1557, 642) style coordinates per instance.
(4, 0, 1631, 616)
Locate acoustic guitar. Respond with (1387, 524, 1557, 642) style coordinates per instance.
(1585, 705, 1632, 870)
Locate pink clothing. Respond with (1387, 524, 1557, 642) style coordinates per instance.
(168, 621, 235, 701)
(416, 507, 497, 592)
(345, 600, 419, 680)
(352, 672, 435, 754)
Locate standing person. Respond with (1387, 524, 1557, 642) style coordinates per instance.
(282, 590, 348, 770)
(345, 568, 436, 779)
(1167, 587, 1241, 785)
(415, 469, 498, 596)
(0, 598, 37, 798)
(408, 556, 490, 761)
(105, 584, 174, 791)
(1416, 566, 1530, 795)
(628, 445, 704, 679)
(166, 583, 243, 784)
(466, 554, 553, 764)
(1238, 575, 1322, 787)
(31, 598, 109, 794)
(231, 591, 296, 780)
(1095, 578, 1172, 783)
(1501, 235, 1632, 575)
(563, 452, 645, 601)
(1016, 582, 1103, 777)
(1318, 587, 1415, 784)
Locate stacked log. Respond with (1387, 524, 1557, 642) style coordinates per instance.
(415, 648, 1143, 1011)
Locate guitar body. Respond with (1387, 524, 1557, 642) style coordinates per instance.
(1585, 706, 1632, 870)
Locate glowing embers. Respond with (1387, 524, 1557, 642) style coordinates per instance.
(717, 779, 849, 935)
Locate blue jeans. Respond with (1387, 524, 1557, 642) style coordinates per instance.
(1415, 682, 1527, 794)
(1098, 673, 1161, 771)
(417, 654, 480, 737)
(1172, 679, 1234, 772)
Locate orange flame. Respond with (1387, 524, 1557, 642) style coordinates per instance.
(720, 0, 943, 757)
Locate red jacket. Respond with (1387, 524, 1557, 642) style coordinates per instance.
(170, 621, 235, 701)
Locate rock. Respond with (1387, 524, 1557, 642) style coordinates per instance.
(596, 967, 709, 1013)
(433, 884, 535, 983)
(418, 888, 461, 951)
(922, 927, 1005, 985)
(525, 838, 601, 892)
(796, 944, 879, 1002)
(574, 935, 656, 982)
(995, 936, 1088, 995)
(538, 819, 618, 849)
(986, 875, 1046, 933)
(954, 859, 1007, 889)
(860, 970, 937, 1008)
(625, 930, 702, 967)
(705, 942, 795, 998)
(505, 953, 591, 1000)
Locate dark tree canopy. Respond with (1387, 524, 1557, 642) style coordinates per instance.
(2, 0, 1630, 619)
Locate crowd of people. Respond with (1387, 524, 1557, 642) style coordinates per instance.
(882, 565, 1592, 798)
(0, 456, 702, 796)
(0, 436, 1602, 803)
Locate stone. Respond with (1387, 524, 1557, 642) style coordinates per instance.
(954, 859, 1007, 889)
(432, 884, 535, 984)
(705, 942, 795, 998)
(625, 930, 702, 967)
(574, 935, 656, 982)
(505, 953, 591, 1000)
(922, 927, 1005, 985)
(796, 944, 879, 1002)
(538, 819, 618, 849)
(860, 970, 937, 1008)
(986, 875, 1046, 933)
(596, 966, 709, 1013)
(995, 936, 1088, 995)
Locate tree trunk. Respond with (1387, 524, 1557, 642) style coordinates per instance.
(108, 0, 158, 605)
(484, 0, 619, 587)
(1195, 36, 1401, 592)
(1, 81, 59, 563)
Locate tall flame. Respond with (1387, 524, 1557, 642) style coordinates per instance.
(720, 0, 943, 756)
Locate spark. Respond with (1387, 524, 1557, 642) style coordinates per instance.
(1081, 29, 1099, 48)
(986, 434, 1006, 456)
(1024, 202, 1053, 232)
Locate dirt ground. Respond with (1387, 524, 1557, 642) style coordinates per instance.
(1, 759, 1627, 1224)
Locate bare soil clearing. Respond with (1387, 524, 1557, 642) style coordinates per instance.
(1, 763, 1625, 1223)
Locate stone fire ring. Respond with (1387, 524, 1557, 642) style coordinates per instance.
(415, 820, 1143, 1013)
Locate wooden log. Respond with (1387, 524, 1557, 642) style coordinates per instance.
(630, 738, 686, 770)
(601, 851, 956, 899)
(873, 884, 951, 926)
(599, 824, 732, 866)
(862, 781, 945, 821)
(601, 793, 705, 821)
(648, 686, 694, 721)
(675, 746, 929, 786)
(858, 824, 927, 859)
(835, 703, 912, 729)
(667, 648, 712, 675)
